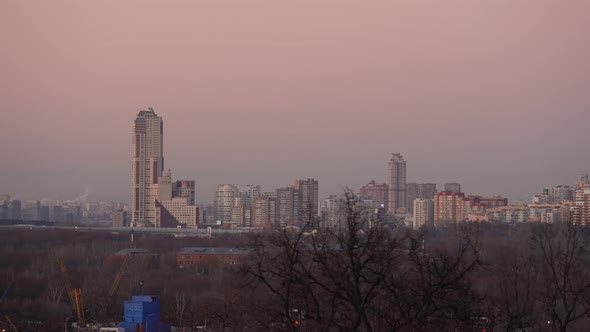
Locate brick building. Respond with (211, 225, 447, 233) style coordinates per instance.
(177, 247, 249, 269)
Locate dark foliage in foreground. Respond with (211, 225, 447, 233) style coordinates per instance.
(2, 192, 590, 331)
(237, 191, 590, 332)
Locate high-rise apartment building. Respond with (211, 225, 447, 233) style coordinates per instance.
(406, 183, 437, 213)
(240, 185, 261, 208)
(22, 200, 41, 221)
(359, 180, 389, 211)
(266, 192, 277, 227)
(320, 195, 342, 230)
(174, 180, 196, 205)
(434, 192, 467, 225)
(156, 170, 198, 228)
(112, 210, 128, 227)
(547, 185, 575, 203)
(0, 196, 21, 220)
(230, 198, 246, 228)
(275, 186, 300, 227)
(214, 184, 240, 226)
(132, 108, 164, 225)
(413, 198, 434, 229)
(295, 178, 319, 225)
(158, 198, 198, 228)
(444, 183, 462, 194)
(534, 185, 575, 204)
(388, 153, 407, 214)
(239, 185, 261, 227)
(576, 175, 590, 190)
(252, 194, 276, 229)
(572, 188, 590, 225)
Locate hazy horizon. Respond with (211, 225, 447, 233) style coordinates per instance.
(2, 1, 589, 204)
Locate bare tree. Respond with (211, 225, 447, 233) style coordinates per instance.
(45, 280, 64, 304)
(241, 190, 482, 331)
(483, 252, 543, 331)
(175, 291, 188, 327)
(532, 222, 590, 332)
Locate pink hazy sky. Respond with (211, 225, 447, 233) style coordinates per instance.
(1, 0, 589, 203)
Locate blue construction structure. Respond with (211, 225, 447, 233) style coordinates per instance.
(118, 296, 171, 332)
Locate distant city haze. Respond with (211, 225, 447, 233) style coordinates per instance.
(1, 1, 589, 204)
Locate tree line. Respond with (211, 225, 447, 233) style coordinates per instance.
(2, 191, 590, 331)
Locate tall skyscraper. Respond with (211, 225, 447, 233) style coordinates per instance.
(131, 108, 164, 226)
(388, 153, 407, 214)
(295, 178, 319, 225)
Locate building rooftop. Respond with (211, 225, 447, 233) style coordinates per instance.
(113, 248, 158, 256)
(178, 247, 249, 255)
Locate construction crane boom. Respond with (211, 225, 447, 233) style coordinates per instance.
(1, 283, 19, 332)
(109, 256, 130, 297)
(4, 315, 18, 332)
(57, 259, 86, 328)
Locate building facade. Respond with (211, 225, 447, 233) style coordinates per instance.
(413, 198, 434, 229)
(158, 198, 198, 228)
(112, 209, 128, 227)
(132, 109, 164, 225)
(177, 248, 248, 269)
(406, 183, 437, 213)
(155, 170, 198, 228)
(295, 178, 319, 225)
(359, 180, 389, 211)
(434, 192, 467, 225)
(229, 198, 246, 229)
(572, 188, 590, 224)
(320, 195, 342, 230)
(388, 153, 407, 214)
(174, 180, 196, 206)
(576, 175, 590, 190)
(0, 196, 21, 220)
(543, 185, 575, 203)
(252, 194, 276, 229)
(214, 184, 240, 226)
(275, 186, 302, 227)
(444, 183, 462, 194)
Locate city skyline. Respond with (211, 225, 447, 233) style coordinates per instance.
(2, 1, 590, 204)
(2, 108, 589, 205)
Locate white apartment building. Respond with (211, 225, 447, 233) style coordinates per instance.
(214, 184, 240, 226)
(413, 199, 434, 229)
(158, 198, 198, 228)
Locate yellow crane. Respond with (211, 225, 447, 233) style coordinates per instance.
(109, 256, 130, 297)
(0, 283, 18, 332)
(3, 315, 18, 332)
(57, 259, 86, 328)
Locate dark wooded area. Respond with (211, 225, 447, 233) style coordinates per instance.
(2, 192, 590, 331)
